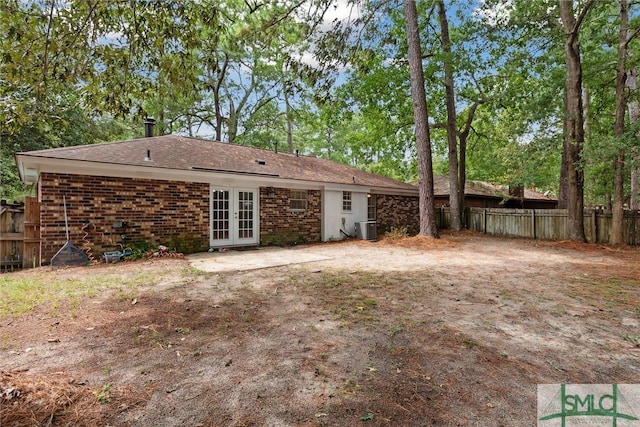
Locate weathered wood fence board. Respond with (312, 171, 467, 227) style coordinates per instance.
(23, 196, 41, 268)
(0, 196, 41, 272)
(436, 206, 451, 229)
(464, 207, 640, 245)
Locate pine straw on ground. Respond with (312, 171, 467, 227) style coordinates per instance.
(0, 371, 147, 426)
(379, 232, 460, 250)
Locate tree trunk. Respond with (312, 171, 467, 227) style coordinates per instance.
(458, 135, 466, 222)
(228, 98, 237, 144)
(457, 101, 483, 222)
(213, 54, 229, 142)
(403, 0, 438, 238)
(214, 83, 224, 141)
(611, 0, 628, 245)
(560, 0, 591, 242)
(284, 81, 294, 153)
(628, 67, 640, 210)
(437, 1, 461, 231)
(558, 92, 569, 209)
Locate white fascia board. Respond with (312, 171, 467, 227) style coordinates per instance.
(323, 184, 419, 197)
(323, 183, 372, 193)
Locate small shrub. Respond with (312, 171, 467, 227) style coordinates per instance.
(261, 231, 307, 247)
(125, 240, 154, 260)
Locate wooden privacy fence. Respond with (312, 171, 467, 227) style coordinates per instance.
(0, 196, 41, 272)
(465, 207, 640, 245)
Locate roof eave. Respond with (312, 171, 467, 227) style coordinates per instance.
(15, 153, 419, 195)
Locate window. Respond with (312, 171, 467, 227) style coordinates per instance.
(367, 194, 376, 220)
(342, 191, 352, 212)
(290, 189, 307, 211)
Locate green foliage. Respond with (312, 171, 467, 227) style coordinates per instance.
(261, 231, 308, 247)
(360, 412, 375, 421)
(1, 0, 638, 206)
(166, 235, 209, 255)
(0, 87, 136, 199)
(93, 384, 112, 404)
(124, 240, 154, 261)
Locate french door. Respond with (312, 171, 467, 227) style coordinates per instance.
(210, 187, 258, 247)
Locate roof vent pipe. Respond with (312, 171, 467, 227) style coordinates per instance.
(144, 150, 152, 161)
(144, 118, 156, 138)
(295, 149, 299, 157)
(274, 141, 278, 153)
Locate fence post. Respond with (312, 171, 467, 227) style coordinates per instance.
(531, 209, 536, 240)
(591, 209, 597, 243)
(483, 209, 487, 233)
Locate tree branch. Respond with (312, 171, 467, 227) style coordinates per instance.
(568, 0, 597, 43)
(40, 0, 56, 97)
(626, 25, 640, 47)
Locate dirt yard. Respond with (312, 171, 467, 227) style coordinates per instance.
(1, 231, 640, 426)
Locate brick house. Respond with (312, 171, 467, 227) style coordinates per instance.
(15, 135, 419, 264)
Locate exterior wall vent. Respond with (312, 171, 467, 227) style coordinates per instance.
(255, 159, 266, 165)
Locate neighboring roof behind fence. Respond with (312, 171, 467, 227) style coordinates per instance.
(432, 174, 557, 202)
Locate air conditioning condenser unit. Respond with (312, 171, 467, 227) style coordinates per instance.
(355, 221, 377, 241)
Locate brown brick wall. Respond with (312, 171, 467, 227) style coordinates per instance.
(375, 194, 420, 235)
(260, 187, 321, 245)
(39, 173, 210, 262)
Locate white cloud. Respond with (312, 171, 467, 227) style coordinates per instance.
(324, 0, 361, 25)
(473, 0, 514, 26)
(292, 0, 361, 71)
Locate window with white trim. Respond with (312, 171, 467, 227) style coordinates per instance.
(342, 191, 352, 212)
(290, 189, 307, 211)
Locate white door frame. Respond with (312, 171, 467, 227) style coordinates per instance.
(210, 186, 259, 247)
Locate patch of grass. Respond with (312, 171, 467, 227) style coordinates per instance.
(388, 322, 405, 337)
(462, 337, 483, 349)
(94, 384, 111, 403)
(622, 334, 640, 346)
(180, 266, 210, 278)
(216, 273, 231, 287)
(499, 290, 512, 300)
(362, 298, 377, 307)
(340, 379, 361, 395)
(319, 271, 349, 288)
(0, 333, 8, 350)
(131, 326, 167, 348)
(550, 303, 567, 317)
(566, 276, 640, 311)
(0, 270, 157, 318)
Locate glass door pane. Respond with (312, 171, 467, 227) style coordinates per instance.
(211, 189, 230, 241)
(237, 190, 254, 240)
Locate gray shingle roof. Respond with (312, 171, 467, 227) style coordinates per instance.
(18, 135, 417, 191)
